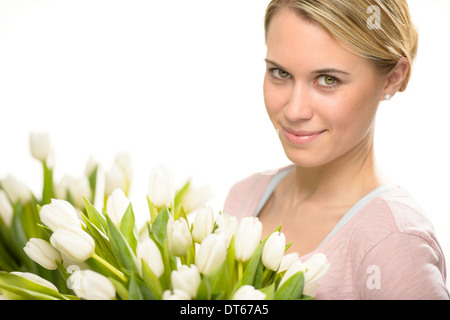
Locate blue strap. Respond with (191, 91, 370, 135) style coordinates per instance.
(318, 185, 396, 247)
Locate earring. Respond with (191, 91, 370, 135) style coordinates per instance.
(384, 94, 392, 101)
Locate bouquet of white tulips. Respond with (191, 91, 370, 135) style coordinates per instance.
(0, 133, 329, 300)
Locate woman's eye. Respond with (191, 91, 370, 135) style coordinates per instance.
(271, 68, 291, 80)
(317, 75, 339, 87)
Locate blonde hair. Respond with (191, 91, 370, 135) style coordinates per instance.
(264, 0, 418, 91)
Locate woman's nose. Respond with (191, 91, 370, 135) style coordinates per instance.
(283, 82, 314, 122)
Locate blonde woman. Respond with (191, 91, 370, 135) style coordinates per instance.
(223, 0, 449, 299)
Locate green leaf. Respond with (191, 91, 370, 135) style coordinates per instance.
(140, 259, 163, 299)
(274, 271, 304, 300)
(119, 203, 137, 254)
(253, 259, 265, 289)
(260, 283, 276, 300)
(239, 237, 268, 287)
(83, 196, 107, 232)
(87, 165, 98, 205)
(146, 196, 159, 222)
(80, 212, 118, 267)
(150, 206, 170, 246)
(10, 203, 36, 272)
(128, 273, 144, 300)
(0, 271, 70, 300)
(109, 277, 129, 300)
(196, 275, 211, 300)
(105, 214, 138, 274)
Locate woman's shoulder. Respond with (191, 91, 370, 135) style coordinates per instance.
(222, 165, 294, 220)
(355, 187, 440, 246)
(347, 188, 449, 299)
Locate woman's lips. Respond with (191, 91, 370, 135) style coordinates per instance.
(282, 127, 326, 145)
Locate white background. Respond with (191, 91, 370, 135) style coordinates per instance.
(0, 0, 449, 284)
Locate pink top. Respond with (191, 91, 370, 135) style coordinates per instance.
(223, 165, 450, 300)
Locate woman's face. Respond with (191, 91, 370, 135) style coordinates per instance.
(263, 8, 387, 168)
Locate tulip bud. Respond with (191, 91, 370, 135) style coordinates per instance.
(1, 175, 31, 204)
(104, 164, 126, 197)
(0, 190, 13, 228)
(167, 217, 192, 257)
(136, 238, 164, 278)
(234, 216, 262, 262)
(115, 152, 133, 183)
(277, 252, 300, 273)
(50, 225, 95, 262)
(11, 271, 58, 292)
(39, 199, 81, 232)
(262, 231, 286, 271)
(171, 264, 201, 299)
(303, 253, 330, 297)
(195, 233, 227, 276)
(162, 289, 191, 300)
(213, 213, 237, 246)
(54, 175, 91, 209)
(191, 205, 215, 244)
(29, 132, 51, 163)
(84, 155, 98, 177)
(106, 188, 130, 226)
(148, 164, 175, 209)
(278, 260, 306, 288)
(23, 238, 62, 270)
(232, 285, 266, 300)
(68, 269, 116, 300)
(180, 185, 215, 213)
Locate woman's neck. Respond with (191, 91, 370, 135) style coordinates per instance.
(288, 132, 392, 207)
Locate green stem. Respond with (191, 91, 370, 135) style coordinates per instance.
(42, 161, 53, 205)
(92, 253, 126, 282)
(238, 261, 243, 281)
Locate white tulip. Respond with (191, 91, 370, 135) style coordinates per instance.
(232, 285, 266, 300)
(195, 233, 227, 276)
(303, 253, 330, 297)
(136, 238, 164, 278)
(262, 231, 286, 271)
(213, 212, 238, 246)
(191, 205, 215, 244)
(68, 269, 116, 300)
(106, 188, 130, 226)
(23, 238, 62, 270)
(277, 252, 300, 273)
(115, 152, 133, 182)
(11, 271, 59, 292)
(39, 199, 81, 232)
(180, 185, 215, 213)
(50, 225, 95, 262)
(29, 132, 51, 163)
(167, 217, 192, 257)
(234, 216, 262, 262)
(148, 164, 175, 209)
(1, 175, 31, 204)
(104, 164, 126, 197)
(54, 175, 91, 209)
(278, 260, 306, 288)
(84, 155, 98, 177)
(171, 264, 201, 299)
(162, 289, 191, 300)
(0, 190, 13, 228)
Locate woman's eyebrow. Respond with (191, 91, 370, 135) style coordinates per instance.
(264, 59, 286, 70)
(312, 68, 350, 75)
(264, 59, 350, 76)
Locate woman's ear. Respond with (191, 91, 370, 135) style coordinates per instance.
(382, 57, 409, 99)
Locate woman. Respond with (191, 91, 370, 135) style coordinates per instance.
(223, 0, 449, 299)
